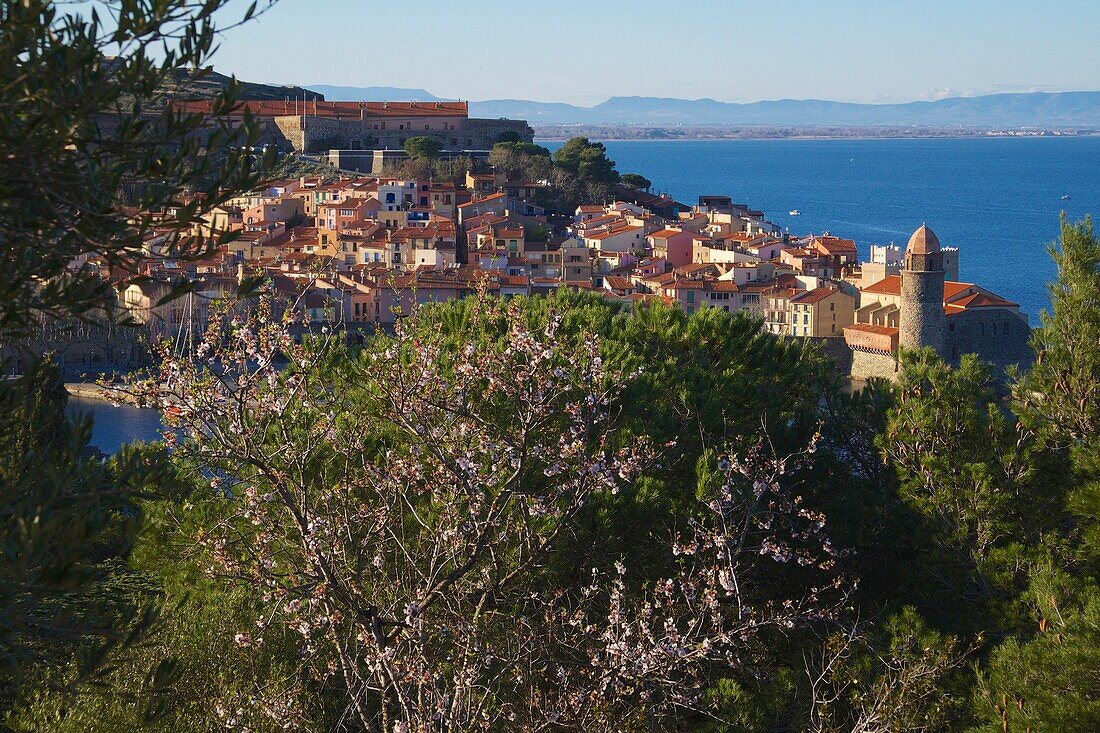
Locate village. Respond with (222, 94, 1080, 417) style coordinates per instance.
(40, 101, 1033, 382)
(61, 175, 1035, 381)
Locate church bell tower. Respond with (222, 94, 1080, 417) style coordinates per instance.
(899, 224, 946, 356)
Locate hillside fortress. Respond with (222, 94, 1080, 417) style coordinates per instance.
(170, 99, 534, 153)
(844, 224, 1033, 380)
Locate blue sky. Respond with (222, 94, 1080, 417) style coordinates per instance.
(201, 0, 1100, 105)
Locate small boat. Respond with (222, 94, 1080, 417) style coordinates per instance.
(1061, 194, 1071, 200)
(789, 210, 801, 216)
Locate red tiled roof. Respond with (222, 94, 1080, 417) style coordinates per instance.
(648, 228, 687, 239)
(790, 287, 841, 305)
(845, 323, 899, 335)
(811, 235, 858, 254)
(951, 292, 1019, 309)
(862, 275, 979, 301)
(458, 192, 507, 208)
(587, 226, 642, 241)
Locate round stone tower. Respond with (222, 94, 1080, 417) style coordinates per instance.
(899, 224, 946, 356)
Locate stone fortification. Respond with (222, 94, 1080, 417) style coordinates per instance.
(167, 99, 534, 153)
(272, 116, 533, 153)
(850, 350, 899, 381)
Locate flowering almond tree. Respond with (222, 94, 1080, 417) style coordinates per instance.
(130, 290, 847, 732)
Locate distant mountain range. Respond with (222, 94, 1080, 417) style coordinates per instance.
(465, 92, 1100, 128)
(280, 83, 1100, 128)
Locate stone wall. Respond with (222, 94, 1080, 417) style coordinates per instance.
(806, 336, 854, 375)
(466, 118, 536, 146)
(271, 115, 532, 153)
(850, 349, 899, 381)
(945, 310, 1033, 372)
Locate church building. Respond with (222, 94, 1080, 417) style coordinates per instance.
(844, 225, 1032, 380)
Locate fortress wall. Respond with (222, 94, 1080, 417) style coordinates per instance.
(465, 118, 535, 145)
(945, 310, 1034, 371)
(806, 336, 854, 375)
(272, 116, 533, 152)
(850, 349, 899, 381)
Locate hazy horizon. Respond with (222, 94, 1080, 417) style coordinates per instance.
(204, 0, 1100, 106)
(299, 85, 1100, 106)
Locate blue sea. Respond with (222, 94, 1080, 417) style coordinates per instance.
(68, 395, 164, 454)
(546, 136, 1100, 322)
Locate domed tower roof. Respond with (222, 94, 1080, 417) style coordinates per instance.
(906, 224, 941, 255)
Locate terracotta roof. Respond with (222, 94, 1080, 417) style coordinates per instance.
(790, 287, 841, 305)
(811, 235, 858, 254)
(458, 192, 507, 208)
(648, 228, 687, 239)
(577, 214, 619, 228)
(587, 225, 642, 241)
(673, 263, 716, 275)
(600, 275, 631, 290)
(951, 292, 1019, 309)
(863, 275, 978, 301)
(845, 323, 899, 336)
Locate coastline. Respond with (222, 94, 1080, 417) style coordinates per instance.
(65, 382, 137, 404)
(535, 132, 1100, 143)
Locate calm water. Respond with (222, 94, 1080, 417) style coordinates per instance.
(547, 136, 1100, 321)
(68, 395, 164, 454)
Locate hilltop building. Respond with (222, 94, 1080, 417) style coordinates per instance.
(844, 225, 1031, 380)
(170, 99, 533, 153)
